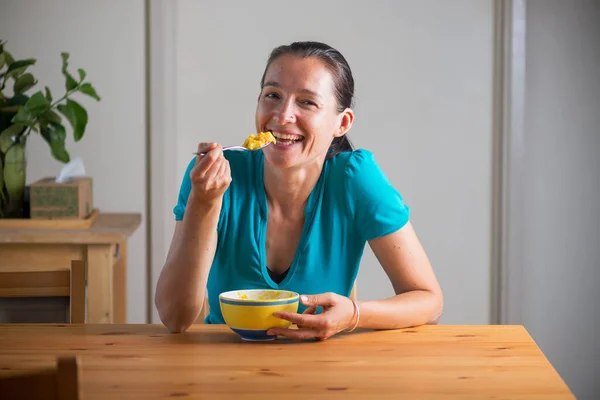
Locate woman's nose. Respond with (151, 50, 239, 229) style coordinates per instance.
(276, 101, 296, 125)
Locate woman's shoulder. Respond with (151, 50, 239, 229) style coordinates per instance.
(328, 147, 377, 164)
(326, 149, 410, 240)
(326, 147, 404, 205)
(326, 148, 383, 182)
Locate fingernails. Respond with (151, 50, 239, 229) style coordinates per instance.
(300, 295, 309, 303)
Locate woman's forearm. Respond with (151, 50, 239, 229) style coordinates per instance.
(356, 290, 443, 330)
(155, 197, 221, 332)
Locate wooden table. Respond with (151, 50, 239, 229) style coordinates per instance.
(0, 213, 141, 323)
(0, 324, 574, 399)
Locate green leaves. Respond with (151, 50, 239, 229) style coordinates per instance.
(1, 51, 14, 68)
(6, 58, 36, 74)
(44, 86, 53, 102)
(24, 91, 49, 113)
(60, 54, 101, 101)
(43, 109, 62, 125)
(40, 123, 69, 163)
(13, 73, 37, 94)
(11, 91, 49, 125)
(57, 99, 87, 141)
(4, 58, 36, 81)
(0, 45, 101, 167)
(0, 124, 24, 153)
(8, 94, 29, 107)
(79, 82, 101, 101)
(61, 52, 78, 91)
(11, 107, 32, 125)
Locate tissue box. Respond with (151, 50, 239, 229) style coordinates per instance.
(29, 177, 93, 219)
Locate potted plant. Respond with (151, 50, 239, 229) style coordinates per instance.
(0, 40, 100, 218)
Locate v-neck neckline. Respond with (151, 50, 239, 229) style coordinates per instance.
(254, 151, 327, 288)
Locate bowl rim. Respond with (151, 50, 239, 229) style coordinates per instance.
(219, 289, 299, 303)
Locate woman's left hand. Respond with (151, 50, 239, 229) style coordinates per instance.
(267, 293, 357, 341)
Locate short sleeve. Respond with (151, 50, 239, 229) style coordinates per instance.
(173, 157, 196, 221)
(345, 149, 410, 241)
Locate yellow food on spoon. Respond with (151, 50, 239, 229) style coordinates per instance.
(242, 131, 276, 150)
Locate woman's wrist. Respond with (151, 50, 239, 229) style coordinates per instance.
(344, 299, 361, 333)
(188, 191, 223, 211)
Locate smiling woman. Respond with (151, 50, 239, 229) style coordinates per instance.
(155, 41, 443, 340)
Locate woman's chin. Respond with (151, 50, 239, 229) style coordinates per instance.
(263, 144, 302, 167)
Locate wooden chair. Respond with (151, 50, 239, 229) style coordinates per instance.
(0, 356, 81, 400)
(0, 260, 86, 323)
(194, 282, 358, 324)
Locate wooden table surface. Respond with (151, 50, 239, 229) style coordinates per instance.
(0, 213, 141, 244)
(0, 324, 573, 399)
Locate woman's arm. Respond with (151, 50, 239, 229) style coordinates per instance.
(155, 143, 231, 333)
(358, 221, 444, 329)
(154, 200, 220, 333)
(268, 222, 443, 340)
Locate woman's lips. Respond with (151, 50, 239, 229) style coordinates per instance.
(271, 131, 304, 141)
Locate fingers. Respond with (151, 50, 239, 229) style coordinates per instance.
(195, 142, 217, 161)
(194, 143, 222, 174)
(269, 293, 354, 341)
(189, 142, 231, 202)
(267, 327, 324, 341)
(202, 152, 225, 183)
(300, 293, 336, 308)
(273, 311, 327, 330)
(297, 306, 317, 330)
(302, 306, 318, 316)
(215, 154, 232, 184)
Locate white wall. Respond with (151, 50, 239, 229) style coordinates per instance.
(151, 0, 494, 324)
(0, 0, 148, 322)
(520, 1, 600, 398)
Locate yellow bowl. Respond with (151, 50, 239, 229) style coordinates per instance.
(219, 289, 299, 341)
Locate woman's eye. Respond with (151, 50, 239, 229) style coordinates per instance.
(301, 100, 317, 107)
(264, 92, 279, 100)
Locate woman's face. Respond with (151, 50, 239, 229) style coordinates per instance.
(255, 54, 353, 169)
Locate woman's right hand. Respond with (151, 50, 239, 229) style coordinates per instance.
(189, 142, 232, 205)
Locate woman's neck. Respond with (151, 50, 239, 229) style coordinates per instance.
(263, 159, 324, 217)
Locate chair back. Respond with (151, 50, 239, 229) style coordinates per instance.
(0, 260, 86, 323)
(0, 356, 81, 400)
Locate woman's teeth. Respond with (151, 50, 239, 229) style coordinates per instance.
(272, 132, 304, 145)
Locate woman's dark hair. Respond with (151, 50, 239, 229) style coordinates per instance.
(260, 41, 355, 159)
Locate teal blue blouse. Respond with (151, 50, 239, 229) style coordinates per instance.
(174, 149, 410, 323)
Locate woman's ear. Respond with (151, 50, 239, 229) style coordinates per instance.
(334, 108, 355, 138)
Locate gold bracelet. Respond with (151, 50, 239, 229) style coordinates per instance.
(344, 299, 360, 333)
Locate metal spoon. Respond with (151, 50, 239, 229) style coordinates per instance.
(192, 142, 273, 156)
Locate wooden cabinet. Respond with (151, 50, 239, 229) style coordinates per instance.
(0, 213, 141, 323)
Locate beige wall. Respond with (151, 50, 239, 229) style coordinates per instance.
(150, 0, 494, 324)
(0, 0, 148, 322)
(520, 1, 600, 398)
